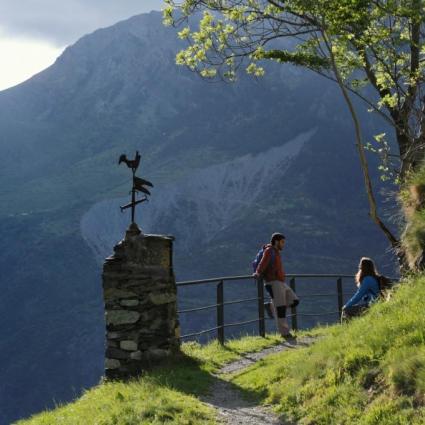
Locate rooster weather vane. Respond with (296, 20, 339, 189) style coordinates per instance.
(118, 151, 153, 224)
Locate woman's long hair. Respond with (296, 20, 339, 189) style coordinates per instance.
(355, 257, 378, 286)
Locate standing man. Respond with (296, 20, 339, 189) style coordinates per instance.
(253, 233, 299, 339)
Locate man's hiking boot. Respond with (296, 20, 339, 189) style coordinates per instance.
(264, 302, 274, 319)
(282, 333, 296, 340)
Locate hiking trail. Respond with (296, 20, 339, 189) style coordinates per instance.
(202, 337, 316, 425)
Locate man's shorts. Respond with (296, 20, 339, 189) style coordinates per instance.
(265, 280, 299, 307)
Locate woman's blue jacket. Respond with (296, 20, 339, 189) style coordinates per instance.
(344, 276, 380, 308)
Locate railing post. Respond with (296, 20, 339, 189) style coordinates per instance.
(337, 277, 343, 317)
(290, 278, 298, 331)
(257, 277, 265, 338)
(217, 280, 224, 344)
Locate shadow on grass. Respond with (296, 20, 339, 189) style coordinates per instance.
(129, 351, 270, 410)
(150, 351, 289, 425)
(148, 338, 313, 406)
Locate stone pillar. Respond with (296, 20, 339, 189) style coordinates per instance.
(102, 223, 180, 379)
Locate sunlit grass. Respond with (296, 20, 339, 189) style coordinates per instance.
(17, 379, 216, 425)
(17, 334, 285, 424)
(231, 275, 425, 424)
(18, 276, 425, 425)
(181, 333, 283, 373)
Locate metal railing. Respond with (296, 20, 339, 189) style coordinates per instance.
(176, 274, 355, 344)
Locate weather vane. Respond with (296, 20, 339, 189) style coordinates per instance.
(118, 151, 153, 224)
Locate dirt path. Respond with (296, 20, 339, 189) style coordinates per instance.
(202, 337, 316, 425)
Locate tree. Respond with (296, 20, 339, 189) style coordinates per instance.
(163, 0, 425, 271)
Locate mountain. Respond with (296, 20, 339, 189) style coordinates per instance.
(81, 130, 313, 263)
(0, 11, 397, 424)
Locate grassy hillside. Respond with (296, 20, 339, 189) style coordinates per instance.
(18, 274, 425, 425)
(17, 335, 283, 424)
(232, 275, 425, 424)
(18, 274, 425, 424)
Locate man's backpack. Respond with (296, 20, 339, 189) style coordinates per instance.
(252, 246, 276, 274)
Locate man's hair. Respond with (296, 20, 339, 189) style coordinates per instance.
(270, 233, 286, 245)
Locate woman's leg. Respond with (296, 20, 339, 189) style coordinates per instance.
(343, 304, 368, 320)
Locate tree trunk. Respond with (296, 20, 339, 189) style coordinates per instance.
(398, 128, 425, 179)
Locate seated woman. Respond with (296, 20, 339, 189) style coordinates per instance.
(342, 257, 380, 321)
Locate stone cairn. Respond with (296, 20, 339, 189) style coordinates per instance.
(102, 222, 180, 379)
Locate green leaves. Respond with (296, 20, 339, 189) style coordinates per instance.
(246, 62, 265, 76)
(164, 0, 425, 183)
(364, 132, 396, 182)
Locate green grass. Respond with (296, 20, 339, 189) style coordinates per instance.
(181, 333, 284, 373)
(16, 380, 215, 425)
(17, 276, 425, 425)
(230, 275, 425, 424)
(16, 334, 284, 424)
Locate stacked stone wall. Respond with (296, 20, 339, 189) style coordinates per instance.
(102, 223, 179, 379)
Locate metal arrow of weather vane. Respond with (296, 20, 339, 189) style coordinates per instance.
(118, 151, 153, 224)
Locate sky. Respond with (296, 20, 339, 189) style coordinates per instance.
(0, 1, 163, 91)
